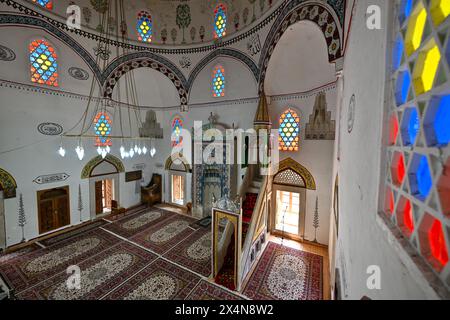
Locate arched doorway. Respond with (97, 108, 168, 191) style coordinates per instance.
(270, 158, 316, 241)
(0, 168, 17, 250)
(81, 155, 125, 219)
(165, 154, 191, 207)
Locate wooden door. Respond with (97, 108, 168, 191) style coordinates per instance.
(95, 181, 103, 215)
(37, 187, 70, 234)
(104, 179, 112, 209)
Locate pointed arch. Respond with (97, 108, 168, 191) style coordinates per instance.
(165, 153, 191, 172)
(274, 158, 316, 190)
(81, 155, 125, 179)
(0, 168, 17, 198)
(259, 2, 344, 92)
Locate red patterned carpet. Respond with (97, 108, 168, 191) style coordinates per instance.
(186, 280, 243, 300)
(215, 238, 236, 291)
(242, 193, 258, 224)
(103, 258, 201, 300)
(102, 208, 175, 238)
(243, 242, 323, 300)
(163, 229, 213, 277)
(17, 241, 157, 300)
(130, 214, 197, 254)
(0, 228, 120, 293)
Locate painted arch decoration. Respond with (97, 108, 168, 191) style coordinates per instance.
(102, 53, 188, 110)
(258, 2, 344, 92)
(81, 154, 125, 179)
(165, 153, 191, 172)
(0, 168, 17, 198)
(275, 157, 316, 190)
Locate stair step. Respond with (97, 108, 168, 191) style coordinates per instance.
(252, 180, 262, 188)
(248, 187, 260, 193)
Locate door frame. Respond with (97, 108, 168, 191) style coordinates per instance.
(270, 184, 306, 242)
(89, 173, 119, 220)
(37, 186, 71, 235)
(0, 190, 5, 251)
(168, 170, 187, 206)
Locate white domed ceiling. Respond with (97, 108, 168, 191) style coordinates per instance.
(32, 0, 280, 45)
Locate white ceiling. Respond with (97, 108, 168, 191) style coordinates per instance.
(264, 21, 337, 96)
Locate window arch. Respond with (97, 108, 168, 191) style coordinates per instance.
(137, 11, 153, 43)
(214, 4, 227, 39)
(279, 108, 300, 151)
(29, 39, 58, 87)
(94, 112, 112, 147)
(171, 115, 183, 147)
(33, 0, 53, 10)
(212, 65, 225, 97)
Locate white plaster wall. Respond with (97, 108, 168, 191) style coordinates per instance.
(268, 90, 337, 245)
(0, 85, 151, 246)
(333, 0, 435, 299)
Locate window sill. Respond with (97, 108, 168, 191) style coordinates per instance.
(376, 211, 449, 299)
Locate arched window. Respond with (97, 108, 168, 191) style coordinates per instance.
(33, 0, 53, 10)
(29, 39, 58, 87)
(94, 112, 112, 147)
(279, 108, 300, 151)
(171, 115, 183, 147)
(212, 65, 225, 97)
(214, 4, 227, 39)
(137, 11, 153, 43)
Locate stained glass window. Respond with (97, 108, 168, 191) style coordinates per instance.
(212, 65, 225, 97)
(33, 0, 53, 10)
(279, 109, 300, 152)
(137, 11, 152, 43)
(29, 40, 58, 87)
(94, 112, 112, 147)
(214, 4, 227, 39)
(172, 115, 183, 147)
(383, 0, 449, 280)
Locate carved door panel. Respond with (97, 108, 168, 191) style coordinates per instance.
(39, 199, 54, 234)
(104, 180, 112, 209)
(56, 196, 70, 228)
(38, 187, 70, 234)
(95, 181, 103, 215)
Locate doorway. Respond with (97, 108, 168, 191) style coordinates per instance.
(271, 185, 306, 241)
(171, 174, 185, 205)
(0, 191, 5, 250)
(275, 190, 300, 235)
(37, 186, 71, 234)
(95, 179, 113, 215)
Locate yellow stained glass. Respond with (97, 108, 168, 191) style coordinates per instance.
(413, 41, 441, 95)
(430, 0, 450, 26)
(405, 4, 427, 56)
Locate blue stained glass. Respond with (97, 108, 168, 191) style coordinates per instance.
(424, 95, 450, 146)
(393, 35, 404, 71)
(401, 107, 420, 146)
(399, 0, 413, 25)
(408, 154, 432, 201)
(395, 71, 411, 106)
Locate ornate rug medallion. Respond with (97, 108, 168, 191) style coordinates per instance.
(0, 229, 120, 293)
(104, 259, 200, 300)
(102, 208, 174, 238)
(131, 215, 196, 254)
(243, 242, 323, 300)
(16, 242, 156, 300)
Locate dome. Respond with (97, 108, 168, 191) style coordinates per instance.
(36, 0, 279, 46)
